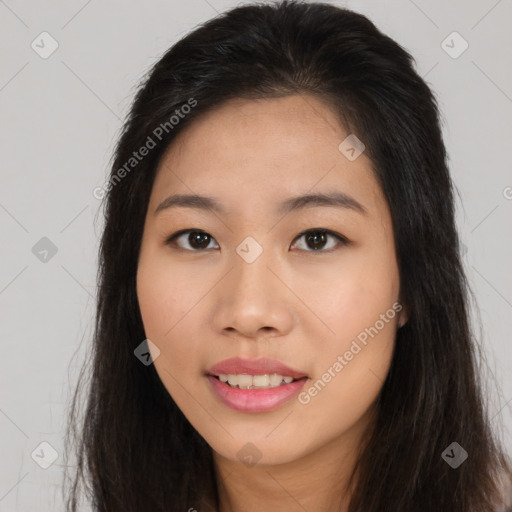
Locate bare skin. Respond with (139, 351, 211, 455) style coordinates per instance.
(136, 94, 406, 512)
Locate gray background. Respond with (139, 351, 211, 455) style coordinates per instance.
(1, 0, 511, 509)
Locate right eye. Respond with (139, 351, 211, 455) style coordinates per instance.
(165, 229, 220, 251)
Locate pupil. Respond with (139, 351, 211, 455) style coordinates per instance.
(306, 231, 326, 250)
(190, 231, 210, 249)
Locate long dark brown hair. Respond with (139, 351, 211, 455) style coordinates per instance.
(63, 1, 512, 510)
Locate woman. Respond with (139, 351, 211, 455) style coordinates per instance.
(64, 1, 512, 510)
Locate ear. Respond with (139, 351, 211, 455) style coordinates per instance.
(397, 303, 408, 328)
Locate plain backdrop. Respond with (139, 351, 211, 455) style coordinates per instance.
(1, 0, 511, 510)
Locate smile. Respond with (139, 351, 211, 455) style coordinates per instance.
(207, 374, 308, 413)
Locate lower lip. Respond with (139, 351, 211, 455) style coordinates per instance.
(207, 375, 308, 413)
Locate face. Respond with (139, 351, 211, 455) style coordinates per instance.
(136, 94, 404, 467)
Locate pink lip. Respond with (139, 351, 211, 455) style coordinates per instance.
(207, 375, 308, 413)
(207, 357, 307, 379)
(206, 357, 308, 413)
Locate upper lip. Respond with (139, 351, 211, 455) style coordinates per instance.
(207, 357, 308, 379)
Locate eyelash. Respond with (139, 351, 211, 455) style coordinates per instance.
(164, 228, 349, 253)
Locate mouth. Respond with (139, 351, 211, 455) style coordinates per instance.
(205, 358, 309, 413)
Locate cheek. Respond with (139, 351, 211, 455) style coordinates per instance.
(136, 250, 208, 392)
(136, 249, 194, 341)
(304, 244, 400, 397)
(297, 296, 397, 450)
(305, 250, 400, 341)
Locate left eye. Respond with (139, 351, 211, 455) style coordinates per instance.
(165, 229, 347, 252)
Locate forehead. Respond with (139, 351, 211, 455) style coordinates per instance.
(151, 94, 385, 218)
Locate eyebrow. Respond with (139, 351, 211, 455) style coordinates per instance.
(154, 190, 367, 217)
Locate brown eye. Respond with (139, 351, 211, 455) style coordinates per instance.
(166, 230, 219, 251)
(188, 231, 212, 249)
(292, 229, 347, 252)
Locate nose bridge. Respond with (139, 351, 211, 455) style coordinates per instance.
(214, 234, 294, 337)
(235, 233, 268, 267)
(231, 234, 277, 302)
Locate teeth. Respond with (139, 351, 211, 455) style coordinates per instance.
(237, 374, 253, 388)
(217, 373, 298, 389)
(253, 375, 269, 387)
(269, 373, 283, 387)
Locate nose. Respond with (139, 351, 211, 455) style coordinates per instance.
(212, 248, 295, 340)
